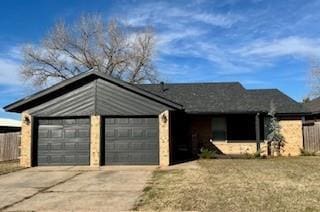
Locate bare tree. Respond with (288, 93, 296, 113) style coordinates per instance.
(308, 59, 320, 98)
(21, 14, 157, 87)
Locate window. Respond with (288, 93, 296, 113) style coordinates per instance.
(211, 117, 227, 141)
(226, 115, 256, 140)
(211, 115, 264, 142)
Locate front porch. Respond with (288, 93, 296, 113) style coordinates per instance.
(189, 113, 266, 156)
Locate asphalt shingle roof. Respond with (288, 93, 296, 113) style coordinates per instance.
(137, 82, 305, 114)
(304, 97, 320, 114)
(4, 71, 306, 115)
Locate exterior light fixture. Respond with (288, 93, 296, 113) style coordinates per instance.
(23, 116, 31, 125)
(161, 114, 167, 123)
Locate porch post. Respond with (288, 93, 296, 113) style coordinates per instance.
(255, 113, 261, 151)
(302, 116, 305, 149)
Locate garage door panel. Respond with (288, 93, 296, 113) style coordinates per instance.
(146, 129, 157, 137)
(38, 147, 90, 153)
(76, 118, 90, 124)
(105, 117, 159, 165)
(146, 118, 158, 124)
(117, 128, 131, 137)
(64, 129, 77, 138)
(105, 118, 116, 124)
(38, 129, 50, 138)
(78, 129, 90, 137)
(106, 118, 158, 126)
(38, 155, 89, 165)
(106, 152, 158, 165)
(51, 129, 63, 138)
(105, 129, 115, 137)
(37, 118, 90, 166)
(132, 128, 145, 137)
(38, 140, 89, 147)
(107, 128, 157, 139)
(107, 141, 157, 151)
(118, 118, 129, 124)
(63, 119, 76, 125)
(48, 119, 63, 125)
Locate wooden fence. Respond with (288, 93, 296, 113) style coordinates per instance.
(0, 132, 20, 161)
(303, 122, 320, 152)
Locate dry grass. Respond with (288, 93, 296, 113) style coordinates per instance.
(0, 160, 23, 175)
(135, 157, 320, 211)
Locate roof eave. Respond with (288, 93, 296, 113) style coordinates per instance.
(185, 111, 269, 115)
(4, 70, 95, 112)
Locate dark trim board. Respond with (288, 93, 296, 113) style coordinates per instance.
(33, 116, 91, 119)
(32, 118, 39, 166)
(100, 117, 105, 165)
(103, 115, 159, 118)
(31, 116, 37, 166)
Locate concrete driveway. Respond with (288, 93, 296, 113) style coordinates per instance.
(0, 166, 155, 211)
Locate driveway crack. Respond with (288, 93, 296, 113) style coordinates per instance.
(0, 172, 82, 211)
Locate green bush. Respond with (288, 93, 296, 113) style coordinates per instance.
(243, 152, 254, 159)
(242, 149, 266, 159)
(300, 149, 317, 156)
(253, 150, 261, 158)
(198, 148, 216, 159)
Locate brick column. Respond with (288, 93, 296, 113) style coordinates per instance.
(159, 110, 170, 166)
(20, 112, 32, 167)
(279, 119, 303, 156)
(90, 115, 101, 167)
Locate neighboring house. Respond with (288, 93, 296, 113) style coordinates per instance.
(304, 97, 320, 121)
(4, 71, 306, 167)
(0, 118, 21, 133)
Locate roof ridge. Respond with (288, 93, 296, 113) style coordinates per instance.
(139, 82, 242, 86)
(310, 96, 320, 101)
(247, 88, 279, 91)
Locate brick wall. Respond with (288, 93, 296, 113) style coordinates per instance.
(279, 119, 303, 156)
(212, 141, 267, 155)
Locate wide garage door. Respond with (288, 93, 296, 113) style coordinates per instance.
(37, 118, 90, 166)
(105, 117, 159, 165)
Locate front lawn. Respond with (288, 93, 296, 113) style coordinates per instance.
(135, 157, 320, 211)
(0, 160, 23, 175)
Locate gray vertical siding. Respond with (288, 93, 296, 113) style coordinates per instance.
(95, 79, 171, 115)
(27, 78, 172, 117)
(27, 82, 95, 116)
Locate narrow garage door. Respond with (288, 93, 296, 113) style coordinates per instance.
(105, 117, 159, 165)
(37, 118, 90, 166)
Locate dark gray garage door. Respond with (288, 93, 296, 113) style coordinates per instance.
(105, 117, 159, 165)
(37, 118, 90, 166)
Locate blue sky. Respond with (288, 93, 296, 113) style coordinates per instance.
(1, 0, 320, 120)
